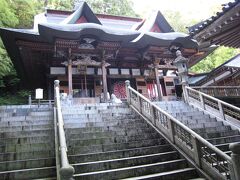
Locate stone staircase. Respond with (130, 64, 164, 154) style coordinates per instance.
(62, 103, 204, 179)
(155, 101, 240, 155)
(0, 105, 56, 179)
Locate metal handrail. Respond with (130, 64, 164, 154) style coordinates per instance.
(54, 80, 74, 180)
(125, 80, 240, 180)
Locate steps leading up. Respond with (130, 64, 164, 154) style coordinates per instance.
(63, 103, 203, 179)
(0, 106, 56, 179)
(155, 101, 240, 155)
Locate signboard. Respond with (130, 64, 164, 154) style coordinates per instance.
(35, 88, 43, 99)
(50, 67, 65, 75)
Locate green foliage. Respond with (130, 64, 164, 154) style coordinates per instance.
(10, 0, 36, 28)
(163, 10, 198, 33)
(0, 0, 19, 27)
(46, 0, 74, 11)
(0, 41, 12, 78)
(85, 0, 139, 17)
(0, 94, 28, 105)
(190, 46, 240, 73)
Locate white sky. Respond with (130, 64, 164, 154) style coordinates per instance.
(132, 0, 233, 21)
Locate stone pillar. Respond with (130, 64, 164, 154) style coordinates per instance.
(230, 143, 240, 180)
(68, 59, 73, 98)
(102, 59, 108, 102)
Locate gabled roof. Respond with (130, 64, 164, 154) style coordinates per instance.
(133, 11, 174, 33)
(61, 1, 101, 24)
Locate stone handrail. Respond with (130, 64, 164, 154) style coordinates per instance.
(125, 80, 240, 180)
(54, 80, 74, 180)
(186, 86, 240, 123)
(191, 86, 240, 97)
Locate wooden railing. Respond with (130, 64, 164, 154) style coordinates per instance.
(186, 86, 240, 124)
(192, 86, 240, 97)
(54, 80, 74, 180)
(125, 80, 240, 180)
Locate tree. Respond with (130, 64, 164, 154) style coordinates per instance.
(190, 46, 240, 73)
(85, 0, 139, 17)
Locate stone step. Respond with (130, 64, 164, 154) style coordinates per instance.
(178, 118, 217, 125)
(0, 135, 54, 145)
(62, 103, 128, 110)
(0, 142, 54, 153)
(62, 109, 133, 115)
(0, 129, 53, 138)
(0, 166, 56, 180)
(64, 120, 148, 129)
(64, 122, 150, 130)
(187, 121, 224, 129)
(64, 117, 142, 124)
(0, 157, 55, 171)
(63, 113, 138, 120)
(172, 114, 211, 120)
(68, 144, 173, 163)
(68, 138, 167, 154)
(65, 126, 156, 135)
(28, 111, 53, 116)
(0, 116, 52, 122)
(72, 151, 180, 174)
(63, 116, 141, 122)
(170, 111, 204, 116)
(0, 150, 55, 161)
(0, 120, 53, 127)
(67, 133, 162, 147)
(0, 124, 54, 132)
(215, 143, 232, 152)
(66, 128, 158, 139)
(193, 126, 232, 134)
(73, 159, 188, 180)
(207, 135, 240, 145)
(122, 168, 199, 180)
(199, 129, 240, 139)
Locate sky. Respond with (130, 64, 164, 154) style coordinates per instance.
(132, 0, 233, 21)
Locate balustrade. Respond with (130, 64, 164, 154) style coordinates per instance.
(125, 80, 240, 180)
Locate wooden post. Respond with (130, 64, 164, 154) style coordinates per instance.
(155, 67, 162, 101)
(102, 59, 108, 102)
(68, 58, 73, 98)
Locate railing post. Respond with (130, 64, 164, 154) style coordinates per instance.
(192, 136, 202, 167)
(183, 85, 189, 104)
(125, 80, 131, 104)
(28, 95, 32, 105)
(168, 119, 175, 143)
(218, 101, 226, 120)
(230, 143, 240, 180)
(199, 93, 205, 110)
(151, 105, 157, 125)
(138, 95, 142, 113)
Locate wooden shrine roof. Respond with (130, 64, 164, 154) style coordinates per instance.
(189, 0, 240, 48)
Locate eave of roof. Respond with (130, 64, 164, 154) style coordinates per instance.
(193, 53, 240, 85)
(189, 0, 240, 35)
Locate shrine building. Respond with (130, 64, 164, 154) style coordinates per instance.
(0, 2, 205, 102)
